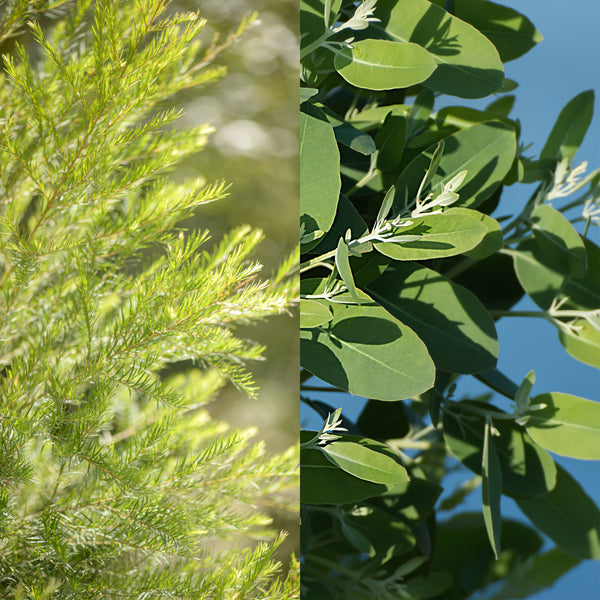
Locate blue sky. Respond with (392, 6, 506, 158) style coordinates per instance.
(301, 1, 600, 597)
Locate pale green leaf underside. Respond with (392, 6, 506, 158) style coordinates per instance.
(300, 299, 332, 329)
(334, 39, 437, 91)
(321, 438, 409, 485)
(526, 393, 600, 460)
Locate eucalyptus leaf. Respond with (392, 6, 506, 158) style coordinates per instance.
(300, 0, 331, 49)
(374, 212, 488, 261)
(334, 39, 437, 91)
(474, 369, 519, 401)
(300, 87, 318, 103)
(439, 0, 543, 62)
(482, 420, 502, 559)
(350, 251, 391, 288)
(540, 90, 595, 162)
(516, 464, 600, 560)
(375, 114, 407, 172)
(452, 207, 503, 260)
(443, 402, 557, 497)
(379, 476, 443, 526)
(311, 194, 369, 255)
(373, 0, 504, 98)
(514, 370, 535, 411)
(301, 445, 388, 504)
(483, 548, 580, 600)
(434, 514, 543, 598)
(339, 519, 375, 555)
(376, 186, 396, 228)
(558, 318, 600, 369)
(407, 88, 435, 138)
(562, 238, 600, 310)
(486, 94, 516, 117)
(357, 399, 410, 442)
(300, 301, 435, 401)
(511, 240, 565, 310)
(343, 504, 416, 556)
(435, 104, 515, 131)
(300, 103, 341, 251)
(365, 262, 498, 373)
(335, 237, 360, 303)
(403, 573, 453, 600)
(525, 392, 600, 460)
(394, 122, 517, 210)
(320, 104, 377, 155)
(530, 204, 587, 278)
(510, 234, 598, 317)
(320, 435, 410, 485)
(453, 252, 524, 312)
(300, 299, 333, 329)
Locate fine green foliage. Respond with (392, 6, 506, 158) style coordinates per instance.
(0, 1, 298, 597)
(300, 1, 599, 598)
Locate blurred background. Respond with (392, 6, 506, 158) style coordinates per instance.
(173, 0, 299, 566)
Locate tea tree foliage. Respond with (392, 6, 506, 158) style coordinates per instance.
(300, 1, 599, 598)
(0, 0, 298, 597)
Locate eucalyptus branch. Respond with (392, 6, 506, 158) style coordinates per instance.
(300, 216, 415, 274)
(301, 408, 347, 449)
(300, 0, 380, 59)
(490, 297, 600, 335)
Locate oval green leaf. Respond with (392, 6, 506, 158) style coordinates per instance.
(443, 402, 557, 497)
(374, 0, 504, 98)
(516, 464, 600, 559)
(365, 262, 498, 373)
(321, 436, 409, 485)
(334, 39, 437, 91)
(374, 212, 487, 261)
(375, 114, 407, 172)
(525, 392, 600, 460)
(447, 0, 543, 62)
(300, 301, 435, 401)
(455, 208, 503, 260)
(530, 204, 587, 278)
(300, 299, 333, 329)
(300, 103, 341, 251)
(511, 241, 565, 310)
(540, 90, 595, 162)
(513, 237, 600, 312)
(558, 318, 600, 369)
